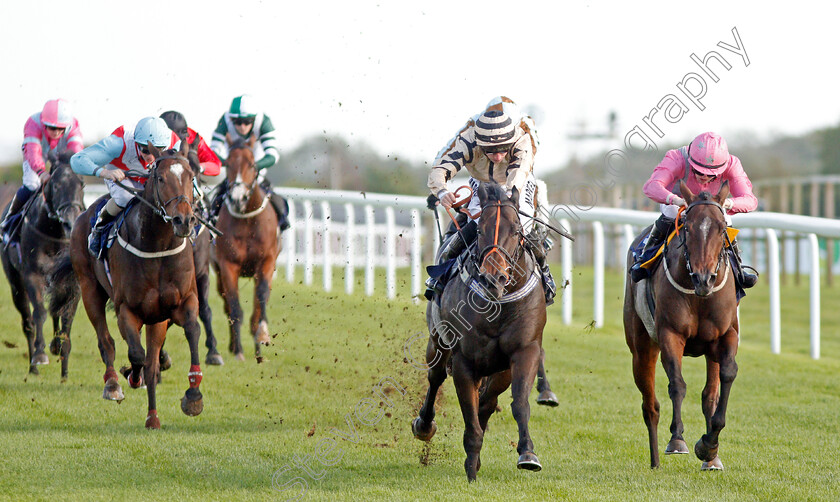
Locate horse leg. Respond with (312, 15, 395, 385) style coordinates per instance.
(251, 261, 274, 353)
(57, 310, 75, 383)
(658, 331, 690, 456)
(197, 270, 222, 365)
(174, 296, 204, 418)
(7, 269, 37, 375)
(81, 282, 123, 400)
(627, 327, 663, 467)
(451, 358, 483, 482)
(412, 337, 449, 442)
(24, 278, 50, 368)
(535, 348, 558, 407)
(478, 369, 512, 433)
(117, 307, 146, 391)
(143, 322, 166, 429)
(219, 264, 245, 360)
(695, 328, 739, 470)
(510, 343, 542, 472)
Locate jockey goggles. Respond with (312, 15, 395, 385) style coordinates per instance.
(480, 143, 513, 155)
(233, 117, 255, 126)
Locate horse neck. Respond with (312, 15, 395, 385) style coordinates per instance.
(504, 243, 535, 293)
(125, 194, 179, 249)
(28, 197, 61, 236)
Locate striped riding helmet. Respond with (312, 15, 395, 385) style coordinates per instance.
(474, 109, 516, 148)
(41, 98, 73, 129)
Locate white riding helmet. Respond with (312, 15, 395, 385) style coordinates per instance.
(134, 116, 172, 147)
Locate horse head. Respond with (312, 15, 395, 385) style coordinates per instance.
(678, 180, 730, 297)
(475, 182, 524, 299)
(143, 141, 196, 238)
(44, 151, 85, 234)
(225, 136, 258, 213)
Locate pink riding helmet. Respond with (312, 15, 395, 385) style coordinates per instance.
(41, 98, 73, 129)
(687, 131, 731, 176)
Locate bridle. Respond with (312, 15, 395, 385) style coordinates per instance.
(669, 199, 730, 294)
(115, 154, 194, 224)
(43, 165, 85, 227)
(477, 201, 524, 286)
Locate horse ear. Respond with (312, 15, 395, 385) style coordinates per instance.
(510, 186, 520, 206)
(247, 135, 256, 149)
(148, 143, 163, 157)
(477, 183, 488, 205)
(179, 137, 190, 157)
(225, 132, 233, 146)
(679, 180, 696, 203)
(716, 180, 731, 202)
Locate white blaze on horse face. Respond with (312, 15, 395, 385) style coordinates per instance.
(170, 163, 184, 181)
(700, 217, 712, 241)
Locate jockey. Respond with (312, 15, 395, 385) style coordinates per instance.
(1, 99, 84, 243)
(70, 116, 180, 258)
(160, 110, 221, 217)
(208, 94, 289, 230)
(629, 131, 759, 288)
(425, 96, 556, 305)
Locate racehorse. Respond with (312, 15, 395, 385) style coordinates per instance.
(60, 143, 205, 429)
(210, 136, 280, 360)
(624, 181, 739, 470)
(412, 181, 547, 481)
(1, 151, 84, 379)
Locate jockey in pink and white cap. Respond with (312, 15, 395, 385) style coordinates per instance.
(1, 99, 84, 242)
(630, 131, 758, 287)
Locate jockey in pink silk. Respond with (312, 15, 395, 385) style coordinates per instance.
(630, 131, 758, 288)
(1, 99, 84, 242)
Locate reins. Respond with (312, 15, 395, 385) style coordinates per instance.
(665, 200, 730, 295)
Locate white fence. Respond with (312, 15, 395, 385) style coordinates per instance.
(84, 185, 840, 359)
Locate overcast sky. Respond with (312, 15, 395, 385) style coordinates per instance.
(1, 1, 837, 174)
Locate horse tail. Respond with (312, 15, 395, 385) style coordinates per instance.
(47, 249, 80, 319)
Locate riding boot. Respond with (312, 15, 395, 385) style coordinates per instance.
(424, 220, 477, 300)
(1, 186, 34, 242)
(730, 240, 759, 289)
(88, 210, 117, 259)
(257, 179, 291, 231)
(208, 179, 228, 224)
(535, 252, 557, 306)
(630, 214, 675, 282)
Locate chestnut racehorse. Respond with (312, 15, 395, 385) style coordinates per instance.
(624, 181, 740, 470)
(64, 143, 205, 429)
(210, 137, 280, 360)
(412, 182, 546, 481)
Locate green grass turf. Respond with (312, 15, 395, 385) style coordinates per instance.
(0, 265, 838, 501)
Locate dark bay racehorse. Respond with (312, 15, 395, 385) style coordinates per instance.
(1, 152, 84, 379)
(59, 143, 204, 429)
(193, 222, 223, 365)
(412, 182, 546, 481)
(210, 137, 280, 360)
(624, 181, 739, 470)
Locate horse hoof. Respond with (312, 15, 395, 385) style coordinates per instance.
(412, 417, 437, 441)
(29, 365, 40, 376)
(255, 321, 271, 345)
(665, 438, 690, 454)
(159, 352, 172, 372)
(701, 456, 724, 471)
(536, 390, 559, 407)
(49, 337, 62, 355)
(206, 352, 224, 366)
(235, 352, 246, 362)
(103, 379, 125, 402)
(145, 413, 161, 430)
(31, 353, 49, 365)
(128, 372, 144, 389)
(517, 452, 542, 471)
(181, 389, 204, 416)
(694, 438, 718, 462)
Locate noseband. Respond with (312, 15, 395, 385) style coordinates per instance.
(118, 154, 193, 224)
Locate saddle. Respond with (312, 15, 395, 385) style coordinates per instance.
(89, 198, 136, 256)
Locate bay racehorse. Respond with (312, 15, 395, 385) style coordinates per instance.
(210, 137, 280, 360)
(62, 143, 205, 429)
(1, 151, 84, 379)
(624, 181, 739, 470)
(412, 182, 546, 481)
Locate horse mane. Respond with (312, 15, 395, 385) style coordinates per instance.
(229, 137, 251, 151)
(696, 191, 714, 202)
